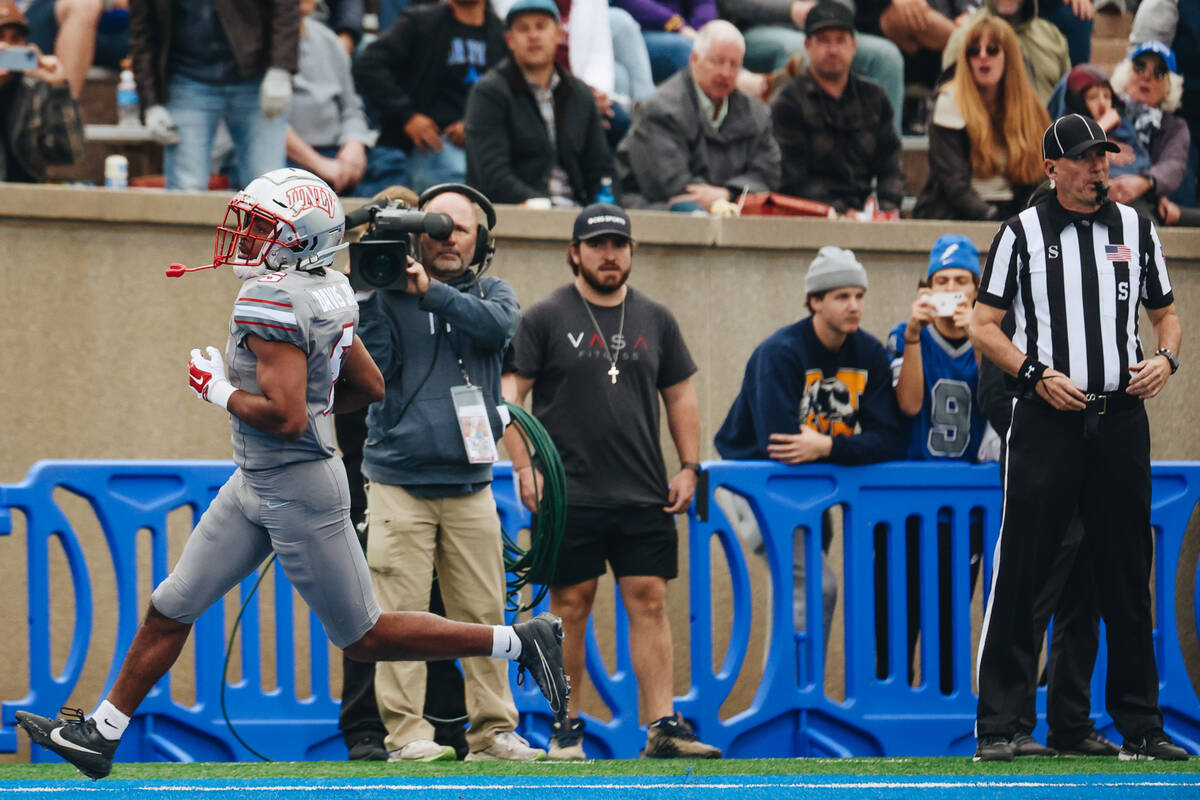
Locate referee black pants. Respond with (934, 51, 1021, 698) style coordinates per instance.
(976, 397, 1162, 741)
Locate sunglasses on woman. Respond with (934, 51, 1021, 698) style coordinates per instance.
(1132, 59, 1168, 79)
(966, 43, 1001, 58)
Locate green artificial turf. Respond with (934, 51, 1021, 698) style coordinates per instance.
(1, 757, 1198, 782)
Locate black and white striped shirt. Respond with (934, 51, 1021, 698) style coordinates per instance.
(979, 196, 1174, 394)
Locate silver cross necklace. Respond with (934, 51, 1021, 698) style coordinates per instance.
(577, 287, 626, 384)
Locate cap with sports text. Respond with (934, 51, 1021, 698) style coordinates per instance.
(805, 1, 855, 36)
(1042, 113, 1120, 160)
(0, 2, 30, 33)
(505, 0, 560, 27)
(572, 203, 632, 241)
(1130, 40, 1177, 74)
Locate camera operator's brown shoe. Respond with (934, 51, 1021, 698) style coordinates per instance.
(640, 713, 721, 759)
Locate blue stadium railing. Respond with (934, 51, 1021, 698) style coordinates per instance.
(2, 459, 1198, 762)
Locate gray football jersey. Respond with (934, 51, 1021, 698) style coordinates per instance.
(225, 269, 359, 469)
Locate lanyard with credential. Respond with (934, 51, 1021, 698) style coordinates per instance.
(441, 316, 499, 463)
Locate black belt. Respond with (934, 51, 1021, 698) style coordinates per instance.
(1081, 391, 1141, 415)
(1022, 391, 1141, 415)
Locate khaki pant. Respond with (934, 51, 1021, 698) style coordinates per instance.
(366, 482, 518, 752)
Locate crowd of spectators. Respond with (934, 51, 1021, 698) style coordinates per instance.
(5, 0, 1195, 767)
(1, 0, 1197, 217)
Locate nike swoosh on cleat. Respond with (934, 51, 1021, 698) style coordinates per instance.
(49, 727, 102, 756)
(266, 501, 288, 509)
(535, 643, 559, 708)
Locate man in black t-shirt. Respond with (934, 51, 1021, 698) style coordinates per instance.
(353, 0, 507, 192)
(504, 204, 720, 761)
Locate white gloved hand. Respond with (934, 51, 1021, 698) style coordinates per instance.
(144, 104, 181, 146)
(975, 422, 1002, 463)
(259, 67, 292, 119)
(188, 346, 236, 410)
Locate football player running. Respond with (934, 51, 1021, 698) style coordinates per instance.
(16, 169, 567, 779)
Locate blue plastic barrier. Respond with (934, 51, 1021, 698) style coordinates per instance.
(2, 459, 1199, 762)
(680, 461, 1200, 759)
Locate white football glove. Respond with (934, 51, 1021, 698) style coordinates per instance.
(188, 346, 236, 410)
(259, 67, 292, 119)
(144, 104, 181, 146)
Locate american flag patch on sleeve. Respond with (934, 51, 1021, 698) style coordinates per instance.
(1105, 244, 1133, 261)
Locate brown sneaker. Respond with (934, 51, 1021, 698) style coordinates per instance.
(640, 713, 721, 759)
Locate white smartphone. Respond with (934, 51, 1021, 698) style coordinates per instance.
(0, 46, 38, 72)
(930, 291, 965, 317)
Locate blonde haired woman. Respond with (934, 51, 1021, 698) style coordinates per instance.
(914, 16, 1050, 220)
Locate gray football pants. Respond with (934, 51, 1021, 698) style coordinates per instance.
(151, 458, 381, 648)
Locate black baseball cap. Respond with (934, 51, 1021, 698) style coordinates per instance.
(805, 1, 855, 35)
(572, 203, 632, 242)
(1042, 114, 1120, 160)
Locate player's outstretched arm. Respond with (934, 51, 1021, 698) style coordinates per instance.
(332, 336, 385, 414)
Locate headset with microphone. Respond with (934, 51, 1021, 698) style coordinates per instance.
(417, 183, 497, 278)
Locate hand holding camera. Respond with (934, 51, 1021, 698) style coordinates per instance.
(404, 255, 430, 296)
(0, 44, 66, 88)
(346, 199, 453, 292)
(929, 291, 965, 317)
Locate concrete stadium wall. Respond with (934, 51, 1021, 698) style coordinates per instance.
(1, 185, 1198, 759)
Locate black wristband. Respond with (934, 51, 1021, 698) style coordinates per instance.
(681, 461, 702, 475)
(1017, 356, 1047, 397)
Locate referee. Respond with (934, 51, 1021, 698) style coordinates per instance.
(969, 114, 1185, 762)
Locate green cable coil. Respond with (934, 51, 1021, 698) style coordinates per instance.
(500, 400, 568, 612)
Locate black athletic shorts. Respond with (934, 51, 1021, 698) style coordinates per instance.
(551, 504, 679, 587)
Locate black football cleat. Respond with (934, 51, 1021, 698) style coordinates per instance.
(973, 734, 1015, 762)
(16, 707, 118, 780)
(513, 612, 570, 725)
(1119, 729, 1189, 761)
(1049, 730, 1120, 757)
(1011, 732, 1057, 757)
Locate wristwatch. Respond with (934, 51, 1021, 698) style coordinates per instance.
(1156, 348, 1179, 374)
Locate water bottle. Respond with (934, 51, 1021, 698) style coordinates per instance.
(116, 66, 139, 127)
(104, 154, 128, 189)
(595, 176, 615, 205)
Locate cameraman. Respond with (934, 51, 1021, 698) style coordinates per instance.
(356, 187, 541, 762)
(0, 2, 83, 183)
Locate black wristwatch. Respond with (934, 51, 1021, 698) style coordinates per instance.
(1156, 347, 1179, 374)
(681, 461, 702, 475)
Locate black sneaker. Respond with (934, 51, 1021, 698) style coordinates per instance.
(973, 734, 1015, 762)
(641, 713, 721, 759)
(347, 734, 388, 761)
(1120, 729, 1189, 761)
(16, 707, 119, 779)
(1011, 732, 1057, 757)
(513, 612, 570, 725)
(548, 717, 587, 760)
(1050, 730, 1120, 757)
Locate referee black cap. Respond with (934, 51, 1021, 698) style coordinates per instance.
(1042, 114, 1121, 160)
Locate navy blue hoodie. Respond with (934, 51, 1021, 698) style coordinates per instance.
(714, 317, 901, 465)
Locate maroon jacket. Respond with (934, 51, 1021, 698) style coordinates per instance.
(129, 0, 299, 108)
